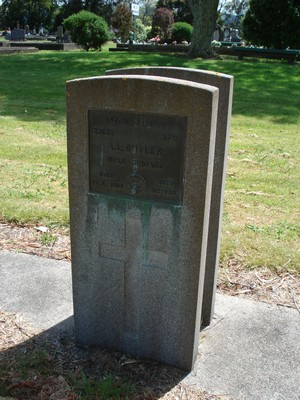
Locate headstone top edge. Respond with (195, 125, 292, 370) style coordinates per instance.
(66, 74, 220, 94)
(105, 66, 234, 81)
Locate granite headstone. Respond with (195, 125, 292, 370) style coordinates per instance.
(67, 74, 219, 370)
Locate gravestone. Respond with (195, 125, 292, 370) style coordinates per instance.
(10, 28, 25, 41)
(63, 30, 70, 43)
(213, 24, 222, 41)
(67, 75, 218, 370)
(231, 29, 240, 42)
(24, 25, 30, 36)
(224, 28, 231, 41)
(105, 67, 234, 327)
(56, 25, 64, 42)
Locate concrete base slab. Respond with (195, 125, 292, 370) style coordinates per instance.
(0, 251, 73, 331)
(0, 251, 299, 399)
(185, 295, 300, 400)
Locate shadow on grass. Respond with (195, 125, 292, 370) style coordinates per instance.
(0, 316, 188, 399)
(0, 51, 299, 124)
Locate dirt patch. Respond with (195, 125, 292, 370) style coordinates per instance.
(0, 310, 225, 400)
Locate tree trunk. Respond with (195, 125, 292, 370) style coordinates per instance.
(189, 0, 219, 57)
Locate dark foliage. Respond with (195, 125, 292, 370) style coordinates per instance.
(0, 0, 125, 32)
(111, 3, 133, 43)
(0, 0, 57, 32)
(156, 0, 193, 24)
(242, 0, 300, 49)
(55, 0, 117, 28)
(151, 7, 174, 41)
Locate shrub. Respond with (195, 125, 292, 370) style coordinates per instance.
(63, 11, 109, 51)
(211, 40, 222, 47)
(135, 19, 147, 42)
(171, 22, 193, 43)
(145, 26, 152, 41)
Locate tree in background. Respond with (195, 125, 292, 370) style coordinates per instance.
(55, 0, 118, 28)
(54, 0, 84, 27)
(0, 0, 25, 28)
(85, 0, 117, 24)
(0, 0, 58, 31)
(242, 0, 300, 49)
(151, 7, 174, 41)
(218, 0, 249, 28)
(188, 0, 219, 57)
(63, 10, 109, 50)
(155, 0, 193, 24)
(139, 0, 157, 25)
(111, 3, 133, 43)
(172, 21, 193, 42)
(218, 0, 249, 16)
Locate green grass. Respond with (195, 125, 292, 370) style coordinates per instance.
(0, 346, 134, 399)
(0, 46, 299, 272)
(68, 371, 134, 399)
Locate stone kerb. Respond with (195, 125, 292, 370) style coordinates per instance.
(66, 75, 219, 371)
(105, 67, 234, 327)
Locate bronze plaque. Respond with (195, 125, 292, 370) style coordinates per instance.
(88, 110, 187, 203)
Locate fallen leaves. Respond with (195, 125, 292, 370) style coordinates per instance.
(218, 259, 300, 311)
(0, 222, 70, 261)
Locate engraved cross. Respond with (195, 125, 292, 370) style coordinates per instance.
(99, 217, 168, 338)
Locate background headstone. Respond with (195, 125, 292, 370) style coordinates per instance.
(67, 75, 219, 370)
(231, 29, 240, 42)
(10, 28, 25, 41)
(56, 25, 64, 42)
(213, 24, 222, 41)
(63, 30, 70, 43)
(105, 67, 234, 327)
(224, 28, 231, 41)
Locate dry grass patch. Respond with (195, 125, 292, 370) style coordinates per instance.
(218, 259, 300, 311)
(0, 222, 70, 261)
(1, 222, 299, 311)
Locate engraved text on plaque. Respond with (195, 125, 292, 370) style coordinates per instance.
(89, 110, 187, 203)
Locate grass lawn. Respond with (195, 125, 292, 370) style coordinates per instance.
(0, 45, 299, 272)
